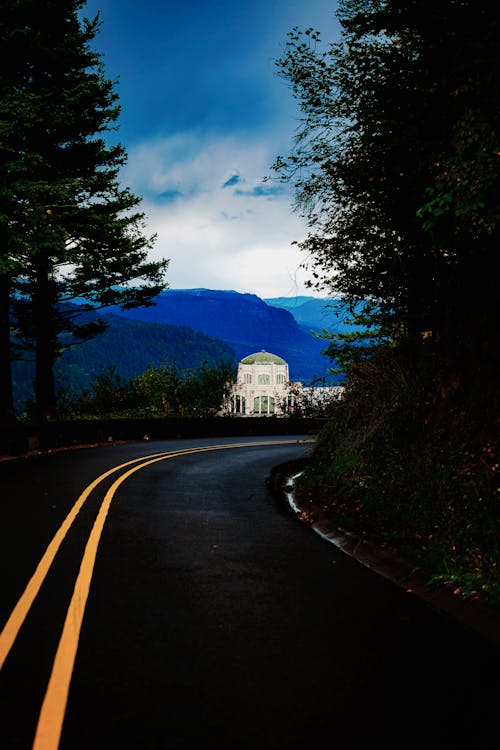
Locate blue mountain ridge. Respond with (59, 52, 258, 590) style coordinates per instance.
(105, 288, 339, 383)
(264, 295, 360, 335)
(12, 289, 349, 412)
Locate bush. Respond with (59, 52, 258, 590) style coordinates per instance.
(298, 343, 500, 606)
(61, 359, 237, 419)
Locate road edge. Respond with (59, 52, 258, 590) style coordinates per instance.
(269, 458, 500, 650)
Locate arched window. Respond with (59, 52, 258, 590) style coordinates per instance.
(253, 396, 275, 414)
(232, 395, 247, 414)
(258, 374, 270, 385)
(276, 373, 285, 384)
(244, 373, 252, 384)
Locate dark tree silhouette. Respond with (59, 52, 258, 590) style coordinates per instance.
(0, 0, 168, 422)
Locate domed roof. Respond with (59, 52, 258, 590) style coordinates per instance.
(241, 350, 286, 365)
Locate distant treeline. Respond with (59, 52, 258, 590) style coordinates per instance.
(12, 313, 236, 416)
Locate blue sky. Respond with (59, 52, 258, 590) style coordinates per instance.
(81, 0, 341, 298)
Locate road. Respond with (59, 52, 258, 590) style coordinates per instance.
(0, 436, 498, 749)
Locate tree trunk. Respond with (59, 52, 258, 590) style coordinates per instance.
(0, 273, 15, 423)
(34, 259, 58, 423)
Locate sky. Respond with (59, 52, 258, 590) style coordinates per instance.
(81, 0, 341, 299)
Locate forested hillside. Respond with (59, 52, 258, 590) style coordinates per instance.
(11, 290, 349, 413)
(12, 314, 235, 413)
(106, 288, 337, 383)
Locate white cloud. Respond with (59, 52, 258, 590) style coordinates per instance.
(122, 133, 317, 299)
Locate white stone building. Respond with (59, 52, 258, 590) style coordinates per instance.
(226, 350, 297, 416)
(224, 350, 345, 416)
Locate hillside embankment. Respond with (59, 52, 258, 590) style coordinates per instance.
(282, 344, 500, 612)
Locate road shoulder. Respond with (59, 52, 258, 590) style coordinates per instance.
(269, 458, 500, 649)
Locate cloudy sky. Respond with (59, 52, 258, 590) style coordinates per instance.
(81, 0, 341, 299)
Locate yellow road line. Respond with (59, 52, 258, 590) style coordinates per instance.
(0, 440, 307, 672)
(0, 448, 176, 672)
(32, 453, 173, 750)
(31, 439, 308, 750)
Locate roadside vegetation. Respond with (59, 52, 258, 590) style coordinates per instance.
(274, 1, 499, 607)
(55, 359, 237, 420)
(295, 344, 499, 607)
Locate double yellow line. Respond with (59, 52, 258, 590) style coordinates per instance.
(0, 439, 308, 749)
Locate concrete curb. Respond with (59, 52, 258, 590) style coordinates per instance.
(270, 461, 500, 649)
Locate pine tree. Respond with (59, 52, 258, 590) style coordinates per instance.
(0, 0, 168, 422)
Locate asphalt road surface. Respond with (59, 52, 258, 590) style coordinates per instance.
(1, 436, 499, 750)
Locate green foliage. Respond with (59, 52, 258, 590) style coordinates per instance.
(274, 0, 500, 607)
(52, 314, 235, 406)
(74, 365, 139, 417)
(297, 345, 500, 606)
(64, 358, 237, 419)
(417, 113, 500, 238)
(272, 1, 500, 345)
(0, 1, 168, 422)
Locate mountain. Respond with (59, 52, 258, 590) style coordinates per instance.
(265, 296, 362, 334)
(12, 289, 347, 413)
(105, 289, 336, 383)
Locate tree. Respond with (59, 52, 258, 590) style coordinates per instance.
(66, 359, 238, 419)
(136, 359, 236, 417)
(272, 1, 500, 367)
(272, 1, 500, 602)
(0, 0, 168, 423)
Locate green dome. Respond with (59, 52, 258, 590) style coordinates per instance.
(241, 350, 286, 365)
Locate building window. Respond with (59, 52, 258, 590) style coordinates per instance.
(231, 395, 246, 414)
(276, 373, 285, 384)
(244, 373, 252, 383)
(254, 396, 275, 414)
(258, 374, 270, 385)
